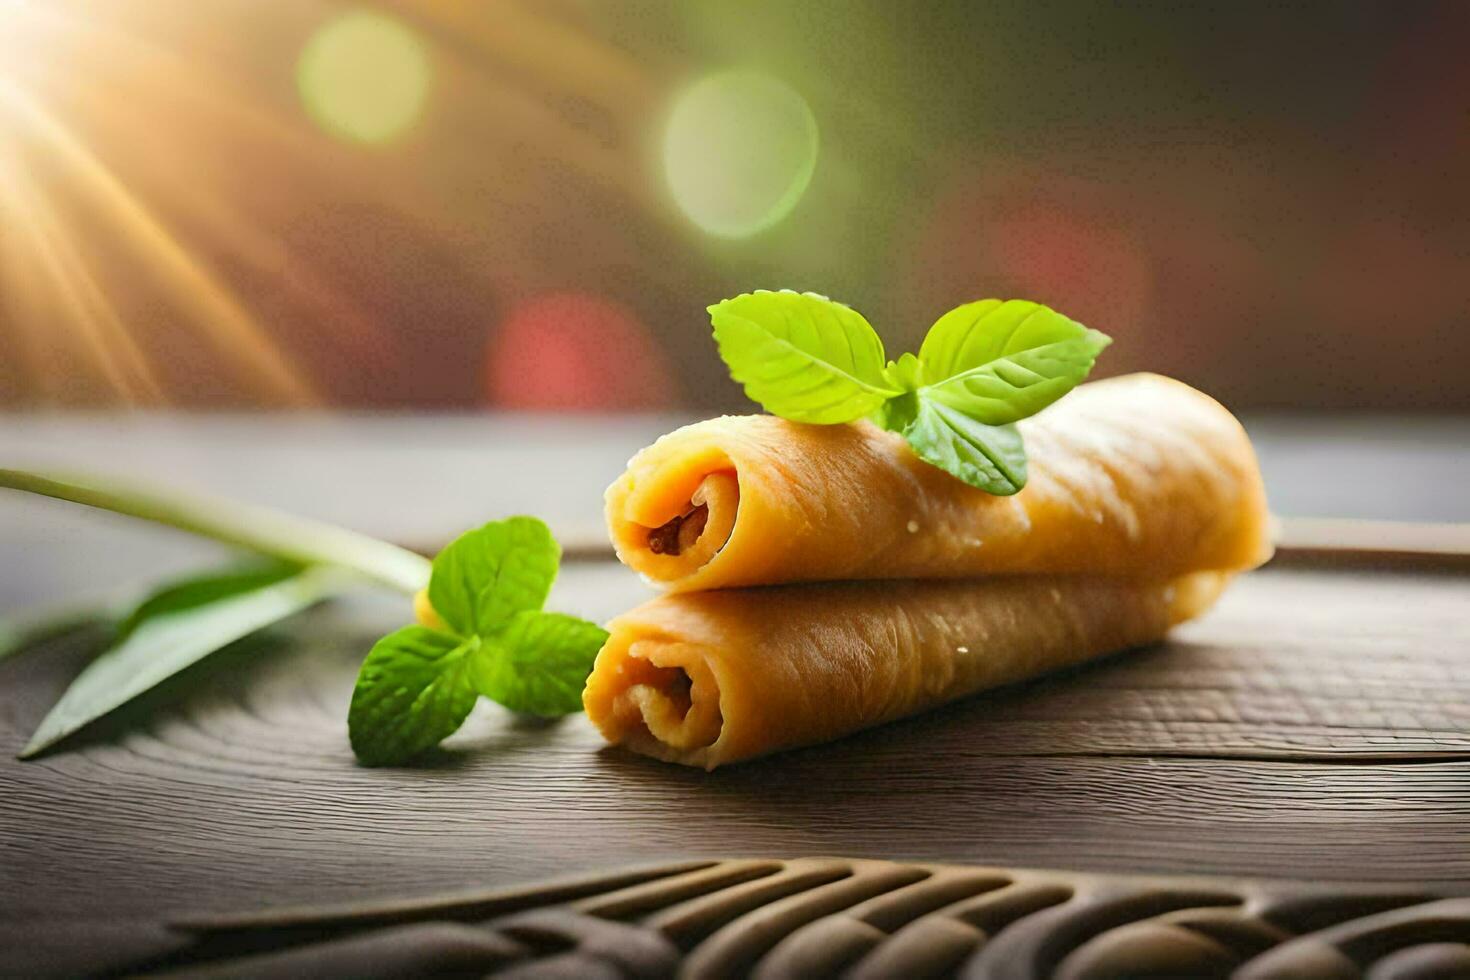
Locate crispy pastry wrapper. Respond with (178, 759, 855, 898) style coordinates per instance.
(584, 571, 1228, 769)
(605, 374, 1271, 591)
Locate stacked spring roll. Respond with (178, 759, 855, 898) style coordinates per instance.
(585, 374, 1271, 769)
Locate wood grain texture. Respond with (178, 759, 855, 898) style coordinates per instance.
(119, 859, 1470, 978)
(2, 560, 1469, 976)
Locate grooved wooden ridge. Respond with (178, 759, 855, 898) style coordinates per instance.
(146, 858, 1470, 978)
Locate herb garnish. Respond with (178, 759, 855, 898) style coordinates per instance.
(710, 291, 1110, 494)
(0, 467, 427, 758)
(348, 517, 607, 766)
(0, 470, 602, 765)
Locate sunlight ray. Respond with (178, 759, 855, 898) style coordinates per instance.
(0, 79, 317, 405)
(5, 160, 166, 404)
(70, 103, 398, 367)
(0, 129, 58, 400)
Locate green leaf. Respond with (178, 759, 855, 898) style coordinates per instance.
(471, 611, 609, 717)
(886, 391, 1029, 496)
(709, 290, 901, 423)
(883, 351, 923, 392)
(427, 517, 559, 637)
(116, 562, 302, 639)
(917, 299, 1111, 425)
(20, 566, 337, 758)
(348, 626, 480, 766)
(1, 562, 299, 666)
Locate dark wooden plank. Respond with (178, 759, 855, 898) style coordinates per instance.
(981, 563, 1470, 759)
(3, 688, 1468, 915)
(3, 558, 1468, 976)
(3, 561, 1469, 952)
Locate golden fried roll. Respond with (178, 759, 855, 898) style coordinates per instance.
(585, 571, 1227, 768)
(606, 374, 1270, 591)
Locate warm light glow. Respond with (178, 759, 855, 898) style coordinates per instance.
(0, 1, 317, 405)
(297, 9, 431, 145)
(662, 70, 818, 238)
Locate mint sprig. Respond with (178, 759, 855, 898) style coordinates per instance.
(708, 291, 1111, 494)
(1, 470, 605, 766)
(348, 517, 607, 766)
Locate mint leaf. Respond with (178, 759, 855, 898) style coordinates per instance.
(884, 391, 1028, 496)
(710, 290, 900, 423)
(21, 566, 337, 758)
(348, 626, 479, 766)
(427, 517, 559, 637)
(917, 299, 1111, 425)
(704, 290, 1111, 495)
(350, 517, 610, 763)
(471, 611, 608, 717)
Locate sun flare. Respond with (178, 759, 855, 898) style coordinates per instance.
(0, 1, 316, 405)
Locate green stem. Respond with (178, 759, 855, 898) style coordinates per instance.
(0, 468, 430, 595)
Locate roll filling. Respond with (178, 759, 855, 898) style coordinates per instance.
(594, 635, 724, 757)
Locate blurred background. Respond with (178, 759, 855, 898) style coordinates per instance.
(1, 0, 1467, 414)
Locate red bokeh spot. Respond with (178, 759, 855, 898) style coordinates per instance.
(904, 163, 1154, 343)
(485, 293, 675, 411)
(982, 208, 1152, 334)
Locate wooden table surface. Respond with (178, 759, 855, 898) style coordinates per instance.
(1, 414, 1468, 976)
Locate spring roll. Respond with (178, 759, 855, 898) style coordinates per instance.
(585, 571, 1227, 768)
(606, 373, 1271, 591)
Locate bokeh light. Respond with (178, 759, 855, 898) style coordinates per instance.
(485, 293, 675, 411)
(0, 3, 1464, 413)
(982, 208, 1153, 336)
(662, 70, 818, 238)
(297, 9, 430, 145)
(905, 165, 1153, 348)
